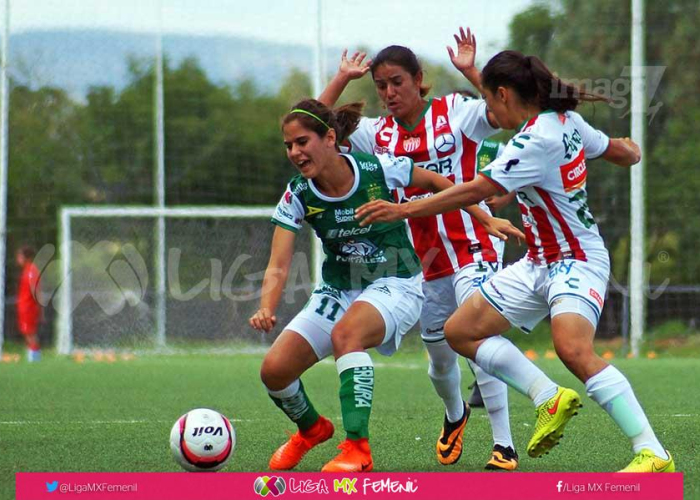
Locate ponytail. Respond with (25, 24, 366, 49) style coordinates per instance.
(483, 51, 608, 113)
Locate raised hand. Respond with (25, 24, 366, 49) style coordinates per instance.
(338, 49, 372, 81)
(447, 26, 477, 74)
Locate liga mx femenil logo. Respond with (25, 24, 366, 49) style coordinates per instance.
(254, 476, 286, 497)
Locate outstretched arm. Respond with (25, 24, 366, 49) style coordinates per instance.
(601, 137, 641, 167)
(318, 49, 371, 107)
(447, 26, 482, 92)
(447, 26, 498, 128)
(249, 226, 296, 333)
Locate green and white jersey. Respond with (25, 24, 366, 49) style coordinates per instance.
(272, 152, 422, 290)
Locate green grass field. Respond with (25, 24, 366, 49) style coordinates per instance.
(1, 341, 698, 500)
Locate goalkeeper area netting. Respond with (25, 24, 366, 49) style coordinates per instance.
(56, 207, 316, 353)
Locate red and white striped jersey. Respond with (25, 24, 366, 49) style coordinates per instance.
(480, 110, 611, 269)
(347, 94, 501, 281)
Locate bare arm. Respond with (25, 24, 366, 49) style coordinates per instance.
(249, 226, 296, 333)
(601, 137, 641, 167)
(318, 50, 371, 107)
(356, 175, 492, 224)
(408, 168, 524, 241)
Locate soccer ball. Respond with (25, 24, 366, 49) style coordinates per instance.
(169, 408, 235, 472)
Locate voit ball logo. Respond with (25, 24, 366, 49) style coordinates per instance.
(254, 476, 286, 497)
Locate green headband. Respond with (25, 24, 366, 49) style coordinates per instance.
(290, 108, 332, 130)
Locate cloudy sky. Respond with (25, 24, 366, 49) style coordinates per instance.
(9, 0, 535, 62)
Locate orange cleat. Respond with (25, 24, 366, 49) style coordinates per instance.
(269, 415, 334, 470)
(321, 438, 373, 472)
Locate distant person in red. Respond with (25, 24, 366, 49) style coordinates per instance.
(16, 246, 42, 362)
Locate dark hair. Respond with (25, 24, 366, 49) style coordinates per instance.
(370, 45, 431, 98)
(18, 246, 35, 261)
(283, 98, 364, 145)
(482, 50, 608, 112)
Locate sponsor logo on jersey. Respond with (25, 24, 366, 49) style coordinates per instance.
(373, 145, 390, 155)
(434, 133, 456, 153)
(359, 160, 378, 172)
(335, 208, 355, 223)
(305, 205, 325, 217)
(366, 183, 383, 201)
(560, 153, 587, 192)
(398, 193, 432, 204)
(314, 284, 342, 300)
(284, 191, 293, 205)
(435, 115, 448, 131)
(403, 135, 421, 153)
(589, 288, 604, 308)
(276, 207, 295, 222)
(292, 182, 308, 196)
(378, 127, 393, 144)
(326, 225, 373, 239)
(339, 240, 378, 257)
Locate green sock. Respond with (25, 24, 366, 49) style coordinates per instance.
(268, 379, 319, 431)
(337, 352, 374, 440)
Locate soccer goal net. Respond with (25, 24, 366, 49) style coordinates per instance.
(56, 206, 319, 354)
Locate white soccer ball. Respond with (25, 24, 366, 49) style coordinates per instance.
(170, 408, 235, 472)
(434, 133, 456, 153)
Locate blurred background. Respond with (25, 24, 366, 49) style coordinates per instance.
(1, 0, 698, 356)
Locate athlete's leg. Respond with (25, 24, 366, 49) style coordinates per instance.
(551, 312, 672, 469)
(421, 278, 464, 424)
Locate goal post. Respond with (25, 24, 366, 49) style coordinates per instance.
(57, 206, 320, 354)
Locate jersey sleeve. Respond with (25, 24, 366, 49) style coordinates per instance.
(271, 186, 305, 232)
(569, 111, 610, 159)
(448, 94, 499, 142)
(376, 154, 414, 189)
(479, 133, 546, 193)
(347, 116, 379, 154)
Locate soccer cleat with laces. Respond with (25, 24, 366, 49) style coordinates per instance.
(619, 449, 675, 473)
(269, 415, 334, 470)
(436, 401, 471, 465)
(485, 444, 519, 471)
(321, 438, 373, 472)
(527, 387, 582, 458)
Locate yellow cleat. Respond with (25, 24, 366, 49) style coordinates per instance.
(619, 449, 675, 473)
(527, 387, 582, 458)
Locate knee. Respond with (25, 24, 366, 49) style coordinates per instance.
(426, 345, 457, 376)
(260, 355, 290, 391)
(553, 341, 594, 369)
(330, 323, 356, 356)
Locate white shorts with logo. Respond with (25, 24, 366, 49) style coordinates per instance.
(421, 262, 502, 343)
(478, 257, 609, 333)
(285, 274, 424, 360)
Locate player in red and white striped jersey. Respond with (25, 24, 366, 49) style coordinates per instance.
(356, 50, 674, 473)
(321, 29, 523, 470)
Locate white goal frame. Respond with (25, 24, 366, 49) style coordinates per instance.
(57, 205, 323, 354)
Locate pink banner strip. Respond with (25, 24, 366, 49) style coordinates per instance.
(16, 472, 684, 500)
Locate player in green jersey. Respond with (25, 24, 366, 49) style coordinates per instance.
(250, 98, 522, 473)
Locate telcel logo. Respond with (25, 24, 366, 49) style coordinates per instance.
(327, 226, 372, 238)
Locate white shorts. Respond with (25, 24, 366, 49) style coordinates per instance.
(421, 262, 502, 343)
(478, 257, 609, 333)
(285, 274, 424, 360)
